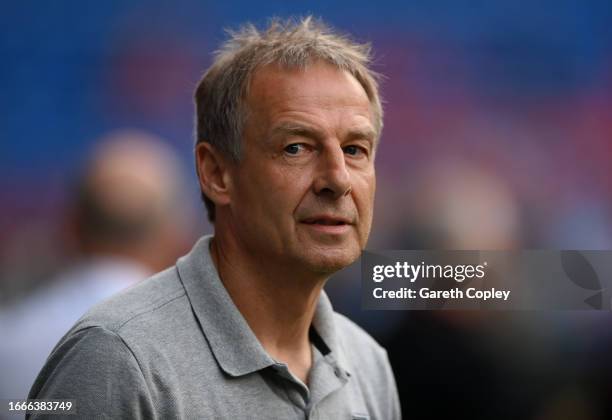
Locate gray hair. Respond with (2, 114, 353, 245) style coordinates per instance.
(194, 16, 383, 222)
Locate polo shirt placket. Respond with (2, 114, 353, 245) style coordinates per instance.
(176, 237, 353, 418)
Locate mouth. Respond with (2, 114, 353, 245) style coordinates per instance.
(301, 216, 351, 226)
(299, 215, 352, 235)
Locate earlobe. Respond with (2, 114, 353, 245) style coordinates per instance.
(195, 142, 231, 206)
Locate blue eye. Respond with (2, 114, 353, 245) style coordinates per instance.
(284, 144, 303, 155)
(344, 145, 360, 155)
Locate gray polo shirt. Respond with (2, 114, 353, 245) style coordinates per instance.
(28, 236, 401, 419)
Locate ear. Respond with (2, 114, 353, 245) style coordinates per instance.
(195, 142, 232, 207)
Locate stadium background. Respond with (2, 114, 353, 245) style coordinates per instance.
(2, 1, 612, 418)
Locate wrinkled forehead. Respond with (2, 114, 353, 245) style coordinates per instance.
(244, 61, 375, 131)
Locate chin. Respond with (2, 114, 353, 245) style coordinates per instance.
(302, 247, 361, 275)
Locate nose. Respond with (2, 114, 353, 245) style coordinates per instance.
(312, 146, 351, 199)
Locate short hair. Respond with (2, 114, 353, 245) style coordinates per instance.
(194, 16, 383, 222)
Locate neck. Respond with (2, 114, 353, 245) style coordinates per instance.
(210, 231, 328, 382)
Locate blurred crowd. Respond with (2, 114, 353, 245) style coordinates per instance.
(0, 130, 195, 408)
(1, 1, 611, 419)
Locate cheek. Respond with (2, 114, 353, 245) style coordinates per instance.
(236, 165, 310, 221)
(269, 167, 313, 214)
(352, 172, 376, 245)
(353, 171, 376, 216)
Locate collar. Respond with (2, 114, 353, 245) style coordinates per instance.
(175, 235, 350, 378)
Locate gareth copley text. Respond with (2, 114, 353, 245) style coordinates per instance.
(371, 261, 512, 303)
(373, 287, 511, 301)
(372, 261, 488, 283)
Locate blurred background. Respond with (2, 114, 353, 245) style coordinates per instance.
(1, 1, 611, 419)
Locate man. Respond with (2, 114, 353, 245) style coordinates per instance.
(28, 17, 400, 419)
(0, 130, 189, 412)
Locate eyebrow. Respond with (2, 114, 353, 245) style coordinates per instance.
(269, 123, 324, 142)
(269, 122, 377, 145)
(345, 127, 377, 144)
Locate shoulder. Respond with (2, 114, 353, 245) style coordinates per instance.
(28, 267, 188, 405)
(67, 266, 188, 340)
(28, 325, 156, 417)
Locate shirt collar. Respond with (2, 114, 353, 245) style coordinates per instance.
(175, 235, 349, 378)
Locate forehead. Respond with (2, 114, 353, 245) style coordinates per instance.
(245, 61, 373, 125)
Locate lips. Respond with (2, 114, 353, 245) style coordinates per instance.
(301, 216, 351, 226)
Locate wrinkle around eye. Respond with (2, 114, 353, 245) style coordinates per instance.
(284, 143, 303, 155)
(343, 144, 370, 159)
(343, 145, 360, 155)
(283, 143, 314, 156)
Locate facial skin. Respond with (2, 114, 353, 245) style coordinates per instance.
(206, 61, 377, 276)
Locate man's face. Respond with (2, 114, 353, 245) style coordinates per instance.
(226, 61, 376, 274)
